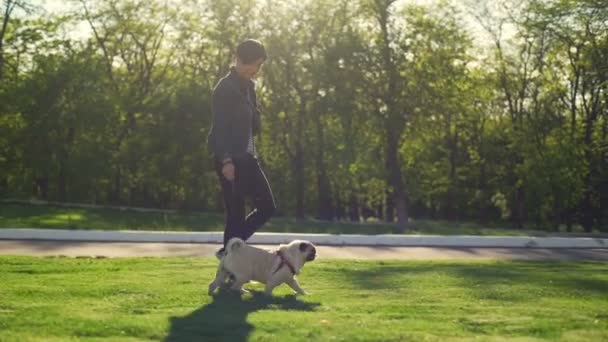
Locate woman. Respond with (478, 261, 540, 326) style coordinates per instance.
(207, 39, 276, 258)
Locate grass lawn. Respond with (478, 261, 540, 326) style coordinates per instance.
(1, 203, 602, 236)
(0, 257, 607, 341)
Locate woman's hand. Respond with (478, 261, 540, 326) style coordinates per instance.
(222, 160, 235, 182)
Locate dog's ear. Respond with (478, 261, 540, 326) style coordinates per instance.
(299, 242, 309, 252)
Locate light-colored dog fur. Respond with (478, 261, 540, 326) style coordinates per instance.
(208, 238, 316, 296)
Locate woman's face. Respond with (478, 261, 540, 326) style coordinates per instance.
(236, 57, 265, 80)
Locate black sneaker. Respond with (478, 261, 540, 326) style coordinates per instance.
(215, 247, 227, 260)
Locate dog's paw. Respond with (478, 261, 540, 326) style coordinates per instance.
(218, 274, 236, 290)
(215, 247, 227, 260)
(208, 283, 218, 295)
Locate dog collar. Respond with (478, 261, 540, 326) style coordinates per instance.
(273, 250, 296, 275)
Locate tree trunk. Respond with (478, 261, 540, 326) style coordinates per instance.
(314, 108, 333, 220)
(376, 203, 383, 221)
(294, 142, 305, 220)
(290, 66, 307, 221)
(600, 119, 608, 232)
(579, 78, 600, 232)
(512, 185, 525, 229)
(385, 188, 394, 222)
(0, 0, 17, 81)
(335, 194, 345, 221)
(57, 127, 75, 202)
(348, 194, 359, 222)
(446, 125, 458, 220)
(580, 109, 598, 233)
(0, 46, 4, 80)
(0, 177, 7, 195)
(316, 164, 333, 220)
(34, 177, 49, 200)
(110, 168, 122, 204)
(552, 198, 562, 232)
(57, 166, 67, 202)
(478, 161, 488, 223)
(386, 130, 408, 231)
(376, 0, 409, 231)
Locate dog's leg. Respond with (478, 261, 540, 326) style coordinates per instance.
(220, 272, 236, 289)
(230, 277, 250, 294)
(264, 276, 283, 296)
(208, 264, 229, 295)
(286, 277, 307, 295)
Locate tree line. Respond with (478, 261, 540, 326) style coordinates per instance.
(1, 0, 606, 231)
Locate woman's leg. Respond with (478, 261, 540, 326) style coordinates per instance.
(239, 156, 276, 241)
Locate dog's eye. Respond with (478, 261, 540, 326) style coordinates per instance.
(299, 242, 309, 252)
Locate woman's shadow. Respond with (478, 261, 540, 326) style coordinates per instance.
(163, 290, 321, 342)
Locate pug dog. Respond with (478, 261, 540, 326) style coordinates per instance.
(208, 238, 316, 296)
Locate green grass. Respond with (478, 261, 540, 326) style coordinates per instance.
(0, 257, 607, 341)
(0, 203, 602, 236)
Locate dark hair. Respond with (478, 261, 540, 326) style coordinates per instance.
(236, 39, 267, 64)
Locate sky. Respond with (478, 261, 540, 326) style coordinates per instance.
(38, 0, 515, 48)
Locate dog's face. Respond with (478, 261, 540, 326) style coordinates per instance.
(298, 241, 317, 262)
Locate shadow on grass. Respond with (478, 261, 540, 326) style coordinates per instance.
(335, 261, 608, 301)
(164, 290, 320, 342)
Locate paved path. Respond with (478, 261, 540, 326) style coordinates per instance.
(2, 240, 608, 260)
(2, 229, 608, 248)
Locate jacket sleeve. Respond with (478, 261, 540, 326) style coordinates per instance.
(211, 85, 235, 160)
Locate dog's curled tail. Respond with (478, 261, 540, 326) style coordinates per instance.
(226, 237, 245, 253)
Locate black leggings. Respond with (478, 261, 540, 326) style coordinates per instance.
(215, 154, 276, 247)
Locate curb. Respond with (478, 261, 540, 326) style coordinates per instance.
(0, 229, 607, 248)
(1, 199, 177, 214)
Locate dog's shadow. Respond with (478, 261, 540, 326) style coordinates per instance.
(163, 290, 320, 342)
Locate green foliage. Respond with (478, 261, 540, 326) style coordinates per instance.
(0, 0, 606, 230)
